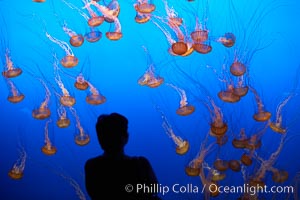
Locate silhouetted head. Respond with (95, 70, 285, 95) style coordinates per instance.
(96, 113, 129, 154)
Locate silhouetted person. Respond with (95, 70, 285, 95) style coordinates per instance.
(85, 113, 161, 200)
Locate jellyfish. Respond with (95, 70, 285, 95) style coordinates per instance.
(56, 105, 71, 128)
(103, 0, 120, 23)
(269, 94, 294, 134)
(74, 73, 89, 90)
(53, 58, 76, 107)
(81, 0, 105, 27)
(5, 78, 25, 103)
(230, 60, 246, 77)
(218, 84, 241, 103)
(62, 22, 84, 47)
(32, 78, 51, 120)
(232, 128, 249, 149)
(134, 0, 156, 14)
(33, 0, 45, 2)
(209, 99, 228, 136)
(8, 146, 27, 180)
(250, 87, 271, 122)
(213, 159, 229, 172)
(241, 153, 253, 166)
(84, 28, 102, 43)
(2, 48, 22, 78)
(272, 169, 289, 183)
(41, 119, 57, 156)
(190, 17, 212, 54)
(160, 112, 189, 156)
(202, 162, 226, 182)
(86, 82, 106, 105)
(233, 75, 249, 97)
(185, 134, 214, 176)
(137, 47, 164, 88)
(228, 160, 241, 172)
(46, 32, 78, 68)
(69, 107, 90, 146)
(217, 32, 236, 47)
(134, 12, 151, 24)
(167, 83, 195, 116)
(162, 0, 183, 28)
(88, 1, 122, 40)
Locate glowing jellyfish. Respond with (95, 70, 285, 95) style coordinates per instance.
(202, 162, 226, 182)
(88, 1, 122, 40)
(134, 0, 156, 14)
(53, 57, 76, 107)
(41, 119, 57, 156)
(167, 83, 195, 116)
(84, 28, 102, 43)
(161, 111, 189, 155)
(32, 78, 51, 120)
(218, 84, 240, 103)
(209, 100, 228, 136)
(56, 105, 71, 128)
(5, 78, 25, 103)
(185, 135, 214, 176)
(233, 75, 249, 97)
(33, 0, 45, 2)
(62, 22, 84, 47)
(272, 169, 289, 183)
(82, 1, 105, 27)
(46, 32, 78, 68)
(86, 82, 106, 105)
(8, 146, 27, 180)
(217, 32, 236, 47)
(134, 12, 151, 24)
(162, 0, 183, 28)
(250, 87, 271, 122)
(232, 128, 249, 149)
(2, 49, 22, 78)
(245, 134, 262, 150)
(190, 17, 209, 43)
(230, 60, 246, 77)
(138, 47, 164, 88)
(241, 153, 253, 166)
(269, 94, 293, 134)
(74, 73, 89, 90)
(103, 0, 120, 23)
(213, 159, 229, 172)
(70, 107, 90, 146)
(228, 160, 241, 172)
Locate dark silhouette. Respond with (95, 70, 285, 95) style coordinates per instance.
(85, 112, 161, 200)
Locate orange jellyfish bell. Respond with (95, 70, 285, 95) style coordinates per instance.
(86, 94, 106, 105)
(85, 30, 102, 43)
(74, 81, 89, 90)
(192, 43, 212, 54)
(185, 166, 201, 176)
(240, 153, 252, 166)
(8, 94, 25, 103)
(218, 90, 240, 103)
(60, 55, 78, 68)
(233, 86, 249, 97)
(230, 61, 246, 76)
(147, 77, 164, 88)
(32, 107, 51, 120)
(219, 32, 236, 47)
(253, 111, 271, 122)
(213, 159, 229, 171)
(75, 134, 90, 146)
(269, 122, 286, 134)
(190, 30, 208, 43)
(41, 145, 57, 156)
(211, 173, 226, 182)
(88, 16, 105, 27)
(69, 35, 84, 47)
(232, 138, 249, 149)
(60, 95, 76, 107)
(33, 0, 46, 2)
(135, 13, 151, 24)
(135, 3, 156, 14)
(210, 122, 228, 136)
(56, 118, 71, 128)
(106, 32, 122, 40)
(176, 105, 195, 116)
(175, 140, 189, 155)
(228, 160, 241, 172)
(2, 68, 22, 78)
(171, 42, 188, 55)
(168, 17, 183, 28)
(272, 170, 289, 183)
(8, 169, 23, 180)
